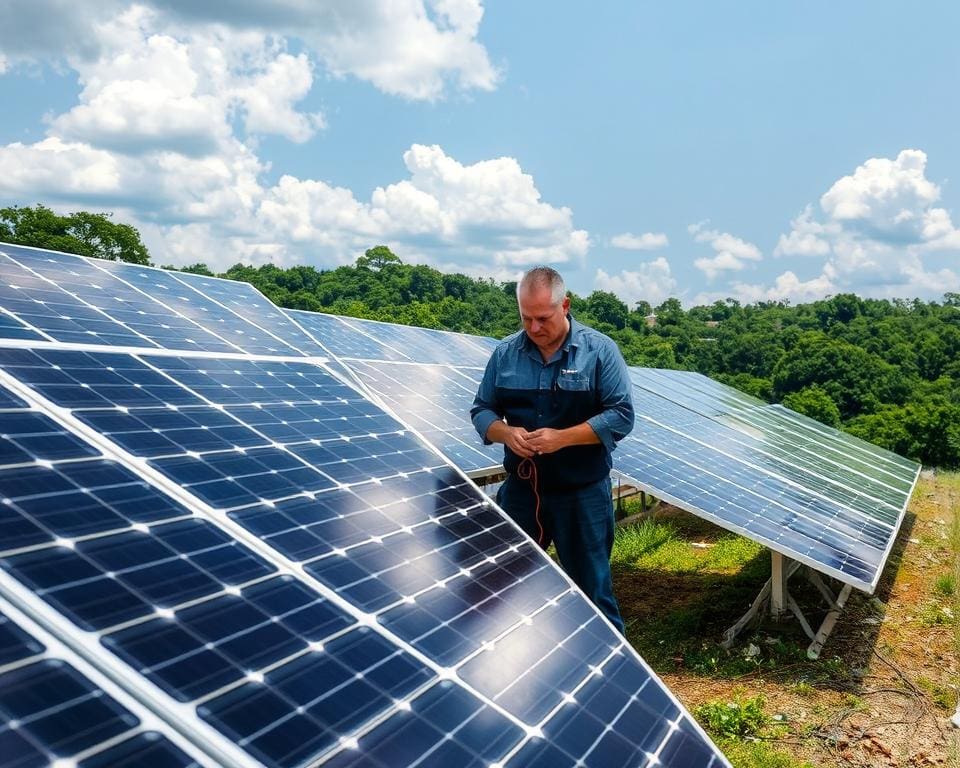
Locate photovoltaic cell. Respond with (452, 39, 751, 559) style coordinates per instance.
(341, 316, 494, 366)
(0, 246, 157, 348)
(634, 368, 916, 481)
(287, 309, 413, 361)
(288, 307, 495, 366)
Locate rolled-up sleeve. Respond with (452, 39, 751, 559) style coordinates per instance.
(471, 350, 503, 445)
(586, 340, 635, 452)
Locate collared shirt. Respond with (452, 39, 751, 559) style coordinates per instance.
(470, 315, 635, 489)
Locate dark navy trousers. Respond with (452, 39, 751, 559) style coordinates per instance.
(496, 474, 625, 635)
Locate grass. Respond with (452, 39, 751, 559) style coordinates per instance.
(695, 694, 770, 738)
(695, 695, 813, 768)
(715, 738, 815, 768)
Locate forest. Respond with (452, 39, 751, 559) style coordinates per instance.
(3, 205, 959, 468)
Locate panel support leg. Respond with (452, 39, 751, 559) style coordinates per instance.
(722, 550, 857, 658)
(770, 551, 787, 620)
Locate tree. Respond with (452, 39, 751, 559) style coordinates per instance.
(585, 290, 629, 330)
(169, 263, 215, 276)
(0, 204, 150, 264)
(781, 385, 841, 427)
(356, 245, 401, 270)
(771, 332, 909, 419)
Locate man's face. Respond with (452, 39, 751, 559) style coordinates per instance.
(518, 286, 570, 353)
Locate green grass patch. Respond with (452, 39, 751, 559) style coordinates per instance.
(916, 675, 958, 711)
(918, 600, 956, 627)
(612, 519, 765, 574)
(704, 536, 765, 572)
(934, 572, 956, 597)
(715, 738, 814, 768)
(695, 694, 770, 738)
(611, 519, 678, 566)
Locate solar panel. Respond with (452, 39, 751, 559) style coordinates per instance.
(0, 596, 207, 767)
(634, 368, 916, 479)
(168, 271, 328, 357)
(288, 309, 495, 366)
(287, 310, 413, 362)
(347, 360, 501, 473)
(618, 367, 919, 592)
(0, 243, 326, 358)
(0, 243, 726, 768)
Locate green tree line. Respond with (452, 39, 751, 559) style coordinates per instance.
(3, 204, 958, 467)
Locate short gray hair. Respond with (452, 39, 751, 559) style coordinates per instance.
(517, 266, 566, 305)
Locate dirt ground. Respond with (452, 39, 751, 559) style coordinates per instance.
(615, 472, 959, 767)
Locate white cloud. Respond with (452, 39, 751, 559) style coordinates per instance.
(731, 269, 838, 305)
(689, 222, 762, 281)
(46, 8, 323, 155)
(820, 149, 940, 241)
(0, 0, 498, 102)
(0, 54, 7, 74)
(769, 149, 960, 300)
(610, 231, 668, 251)
(594, 258, 677, 307)
(253, 144, 589, 268)
(774, 205, 831, 258)
(0, 3, 580, 278)
(234, 53, 325, 142)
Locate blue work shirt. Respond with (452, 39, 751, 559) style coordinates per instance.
(471, 315, 635, 490)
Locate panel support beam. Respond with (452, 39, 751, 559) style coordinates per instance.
(722, 550, 855, 659)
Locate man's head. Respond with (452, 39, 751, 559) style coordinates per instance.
(516, 266, 570, 355)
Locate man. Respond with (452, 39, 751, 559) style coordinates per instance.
(471, 266, 635, 634)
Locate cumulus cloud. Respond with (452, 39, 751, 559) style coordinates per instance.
(731, 269, 838, 305)
(773, 205, 831, 258)
(253, 144, 589, 269)
(610, 231, 668, 251)
(0, 4, 562, 277)
(689, 222, 762, 281)
(594, 257, 677, 307)
(770, 149, 960, 300)
(0, 0, 498, 101)
(820, 149, 941, 241)
(45, 7, 323, 155)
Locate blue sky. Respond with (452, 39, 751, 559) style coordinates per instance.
(1, 1, 958, 307)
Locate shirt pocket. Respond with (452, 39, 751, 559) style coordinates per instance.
(556, 373, 591, 392)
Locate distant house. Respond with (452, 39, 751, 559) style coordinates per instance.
(704, 320, 720, 328)
(644, 313, 657, 327)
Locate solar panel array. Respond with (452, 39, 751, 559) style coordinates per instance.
(619, 368, 918, 592)
(287, 310, 501, 474)
(0, 243, 726, 768)
(282, 302, 919, 595)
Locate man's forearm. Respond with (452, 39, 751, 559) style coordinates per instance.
(484, 420, 512, 444)
(559, 422, 601, 447)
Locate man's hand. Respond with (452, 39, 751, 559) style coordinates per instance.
(486, 421, 536, 458)
(527, 428, 567, 455)
(503, 425, 536, 458)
